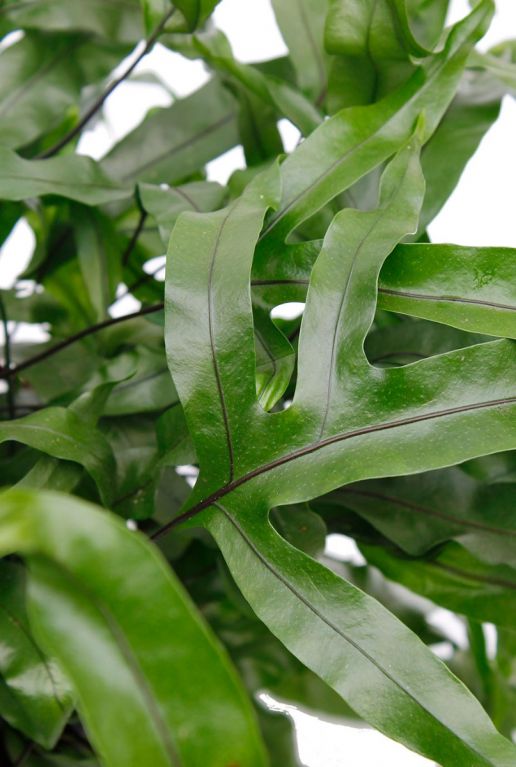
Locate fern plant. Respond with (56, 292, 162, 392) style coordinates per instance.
(0, 1, 515, 765)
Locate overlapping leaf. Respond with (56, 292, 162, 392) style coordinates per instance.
(0, 559, 73, 748)
(1, 0, 515, 763)
(102, 79, 238, 185)
(0, 408, 116, 504)
(251, 241, 516, 340)
(0, 489, 268, 766)
(0, 148, 130, 205)
(163, 123, 516, 764)
(259, 0, 493, 245)
(0, 0, 143, 41)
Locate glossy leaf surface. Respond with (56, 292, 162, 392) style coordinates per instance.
(0, 559, 73, 748)
(164, 139, 516, 764)
(0, 489, 268, 767)
(1, 1, 515, 763)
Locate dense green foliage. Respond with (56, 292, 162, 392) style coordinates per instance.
(0, 1, 515, 765)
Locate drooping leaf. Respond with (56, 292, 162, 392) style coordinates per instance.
(327, 467, 516, 566)
(102, 79, 239, 185)
(74, 207, 122, 322)
(362, 540, 516, 628)
(0, 488, 268, 767)
(0, 148, 131, 205)
(0, 408, 116, 505)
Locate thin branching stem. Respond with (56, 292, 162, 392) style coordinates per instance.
(122, 208, 148, 266)
(36, 7, 176, 159)
(0, 303, 164, 380)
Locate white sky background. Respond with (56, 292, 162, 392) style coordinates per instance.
(1, 1, 515, 764)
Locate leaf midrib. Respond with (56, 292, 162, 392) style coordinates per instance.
(379, 287, 516, 312)
(316, 169, 409, 439)
(157, 393, 516, 535)
(47, 559, 182, 767)
(118, 112, 236, 182)
(339, 487, 516, 538)
(207, 207, 235, 483)
(214, 502, 495, 765)
(251, 280, 516, 314)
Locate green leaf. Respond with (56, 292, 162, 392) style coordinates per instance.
(418, 68, 504, 232)
(139, 180, 227, 244)
(0, 488, 268, 767)
(0, 33, 95, 150)
(361, 541, 516, 628)
(0, 408, 116, 505)
(141, 0, 174, 33)
(0, 0, 143, 42)
(2, 0, 516, 761)
(325, 0, 419, 110)
(271, 0, 330, 104)
(0, 148, 131, 205)
(330, 468, 516, 566)
(0, 559, 73, 749)
(469, 45, 516, 95)
(142, 0, 220, 33)
(163, 137, 516, 764)
(378, 243, 516, 338)
(101, 348, 177, 416)
(251, 240, 516, 341)
(254, 307, 296, 412)
(102, 79, 239, 185)
(271, 503, 327, 557)
(74, 207, 122, 322)
(406, 0, 451, 51)
(260, 1, 493, 244)
(190, 31, 323, 136)
(258, 708, 302, 767)
(364, 317, 488, 367)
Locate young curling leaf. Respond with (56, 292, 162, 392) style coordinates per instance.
(162, 135, 516, 766)
(0, 489, 268, 767)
